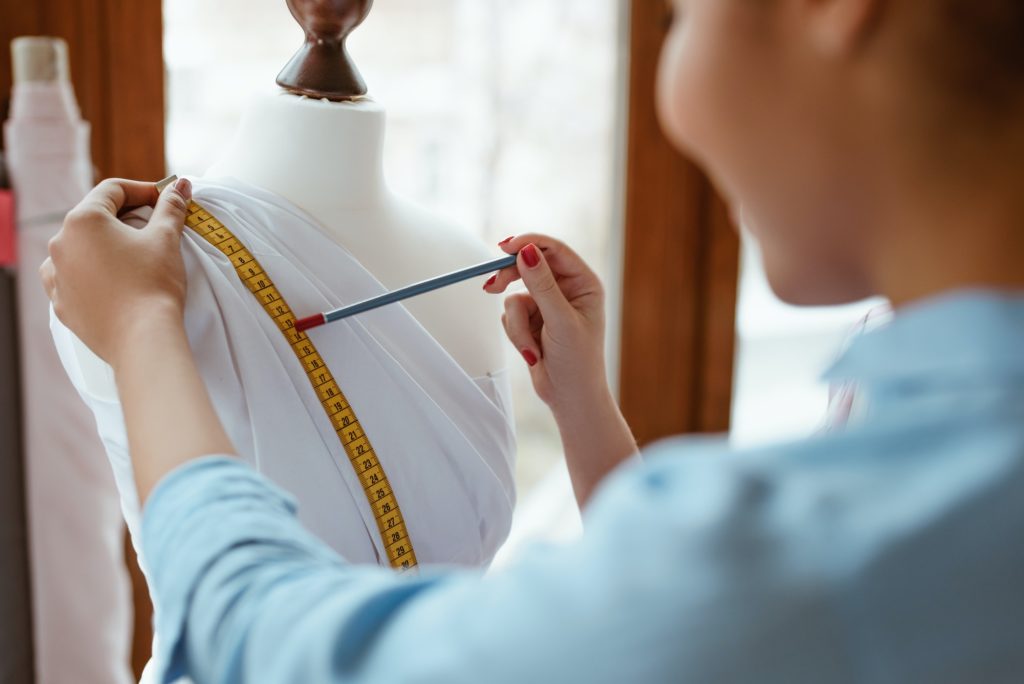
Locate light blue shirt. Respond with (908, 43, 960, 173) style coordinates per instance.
(143, 291, 1024, 683)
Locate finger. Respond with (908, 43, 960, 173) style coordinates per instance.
(483, 262, 521, 293)
(497, 233, 596, 283)
(39, 258, 56, 301)
(503, 294, 542, 366)
(80, 178, 162, 218)
(148, 177, 193, 236)
(483, 235, 528, 292)
(516, 242, 575, 324)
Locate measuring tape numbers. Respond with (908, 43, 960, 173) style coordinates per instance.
(181, 194, 418, 571)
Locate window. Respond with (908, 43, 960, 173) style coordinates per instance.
(731, 239, 885, 447)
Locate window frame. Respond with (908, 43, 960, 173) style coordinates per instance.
(618, 0, 740, 444)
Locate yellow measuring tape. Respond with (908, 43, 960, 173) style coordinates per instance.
(160, 177, 417, 571)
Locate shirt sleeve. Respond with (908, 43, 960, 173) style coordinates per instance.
(142, 450, 850, 684)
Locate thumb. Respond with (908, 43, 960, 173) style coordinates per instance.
(517, 243, 574, 325)
(149, 177, 192, 235)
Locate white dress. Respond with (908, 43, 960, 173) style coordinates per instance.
(52, 177, 517, 678)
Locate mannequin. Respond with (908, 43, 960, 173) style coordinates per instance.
(206, 95, 507, 379)
(73, 0, 506, 398)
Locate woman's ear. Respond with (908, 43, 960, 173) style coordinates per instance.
(804, 0, 883, 56)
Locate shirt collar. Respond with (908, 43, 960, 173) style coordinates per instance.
(823, 289, 1024, 387)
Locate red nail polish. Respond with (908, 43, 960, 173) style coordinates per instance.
(483, 275, 497, 290)
(521, 349, 538, 367)
(498, 236, 515, 246)
(521, 243, 540, 268)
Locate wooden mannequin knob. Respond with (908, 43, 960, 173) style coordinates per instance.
(276, 0, 373, 101)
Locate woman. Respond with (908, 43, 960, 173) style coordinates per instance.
(42, 0, 1024, 681)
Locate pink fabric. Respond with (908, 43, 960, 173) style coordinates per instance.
(0, 190, 14, 267)
(5, 81, 132, 684)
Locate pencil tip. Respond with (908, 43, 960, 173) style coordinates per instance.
(294, 313, 326, 333)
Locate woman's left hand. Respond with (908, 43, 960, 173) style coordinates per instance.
(40, 177, 193, 366)
(42, 177, 236, 501)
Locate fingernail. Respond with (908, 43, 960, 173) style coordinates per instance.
(521, 349, 539, 367)
(174, 177, 192, 201)
(482, 275, 497, 290)
(521, 243, 540, 268)
(498, 236, 515, 246)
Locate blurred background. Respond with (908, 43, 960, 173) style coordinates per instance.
(0, 1, 879, 681)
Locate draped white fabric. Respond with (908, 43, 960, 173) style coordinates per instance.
(52, 177, 517, 572)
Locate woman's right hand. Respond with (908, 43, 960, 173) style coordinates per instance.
(484, 234, 608, 417)
(485, 234, 637, 507)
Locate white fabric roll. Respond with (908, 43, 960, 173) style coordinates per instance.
(5, 80, 134, 684)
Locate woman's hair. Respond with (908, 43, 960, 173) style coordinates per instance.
(935, 0, 1024, 113)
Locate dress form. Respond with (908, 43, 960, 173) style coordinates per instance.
(74, 0, 505, 398)
(206, 94, 506, 379)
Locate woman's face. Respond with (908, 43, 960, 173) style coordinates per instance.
(656, 0, 876, 305)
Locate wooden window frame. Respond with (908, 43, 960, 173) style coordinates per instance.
(618, 0, 740, 446)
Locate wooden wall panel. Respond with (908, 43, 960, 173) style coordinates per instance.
(1, 0, 166, 181)
(100, 0, 167, 180)
(619, 0, 741, 445)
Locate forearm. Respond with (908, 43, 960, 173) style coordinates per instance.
(113, 306, 235, 503)
(553, 384, 638, 509)
(143, 458, 447, 683)
(141, 453, 685, 684)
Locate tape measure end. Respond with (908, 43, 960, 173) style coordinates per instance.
(155, 175, 179, 194)
(294, 313, 326, 333)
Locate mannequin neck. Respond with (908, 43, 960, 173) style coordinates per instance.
(206, 91, 389, 211)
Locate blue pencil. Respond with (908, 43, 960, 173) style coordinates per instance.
(294, 253, 519, 332)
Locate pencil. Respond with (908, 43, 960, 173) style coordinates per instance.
(294, 253, 519, 332)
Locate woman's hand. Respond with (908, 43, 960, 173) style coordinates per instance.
(485, 234, 637, 507)
(40, 177, 193, 366)
(42, 176, 235, 502)
(485, 234, 608, 414)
